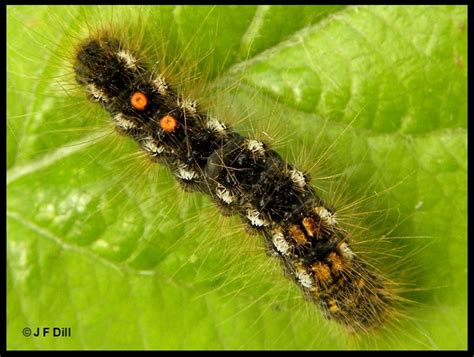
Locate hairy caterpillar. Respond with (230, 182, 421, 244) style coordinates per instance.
(74, 31, 397, 332)
(7, 5, 467, 350)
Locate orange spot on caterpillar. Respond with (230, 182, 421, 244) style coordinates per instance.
(328, 299, 339, 313)
(327, 251, 344, 274)
(302, 216, 320, 238)
(289, 224, 308, 245)
(312, 262, 332, 285)
(160, 114, 178, 133)
(130, 91, 148, 110)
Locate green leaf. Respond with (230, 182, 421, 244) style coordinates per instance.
(7, 5, 467, 350)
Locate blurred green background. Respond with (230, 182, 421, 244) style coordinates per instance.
(7, 5, 467, 350)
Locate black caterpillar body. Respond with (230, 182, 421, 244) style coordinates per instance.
(74, 34, 394, 332)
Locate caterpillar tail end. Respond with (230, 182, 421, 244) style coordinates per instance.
(307, 252, 396, 333)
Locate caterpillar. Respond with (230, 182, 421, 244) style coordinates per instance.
(9, 5, 467, 350)
(73, 31, 396, 332)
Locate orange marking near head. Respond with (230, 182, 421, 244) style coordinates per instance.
(160, 114, 178, 133)
(131, 91, 148, 110)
